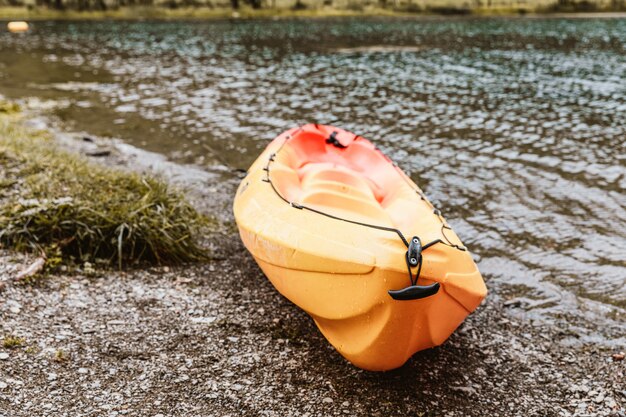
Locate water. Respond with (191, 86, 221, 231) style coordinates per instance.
(1, 18, 624, 344)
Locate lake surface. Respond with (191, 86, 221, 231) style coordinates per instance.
(1, 17, 624, 345)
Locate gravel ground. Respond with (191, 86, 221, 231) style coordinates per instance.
(0, 112, 624, 416)
(1, 243, 624, 416)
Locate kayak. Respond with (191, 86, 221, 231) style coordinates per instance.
(233, 124, 487, 371)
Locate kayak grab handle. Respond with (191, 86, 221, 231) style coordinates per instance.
(326, 131, 348, 149)
(388, 283, 440, 301)
(388, 236, 440, 301)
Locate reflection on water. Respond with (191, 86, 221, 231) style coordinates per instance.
(0, 18, 624, 344)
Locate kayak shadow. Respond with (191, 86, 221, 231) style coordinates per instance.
(291, 308, 493, 413)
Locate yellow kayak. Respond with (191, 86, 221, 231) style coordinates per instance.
(233, 124, 487, 371)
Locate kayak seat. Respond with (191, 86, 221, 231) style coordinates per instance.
(270, 124, 419, 230)
(298, 162, 386, 202)
(297, 163, 392, 224)
(300, 188, 393, 225)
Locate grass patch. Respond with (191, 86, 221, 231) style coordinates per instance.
(2, 335, 25, 349)
(1, 3, 626, 19)
(54, 349, 68, 362)
(0, 102, 211, 270)
(0, 101, 21, 115)
(426, 6, 471, 14)
(25, 345, 40, 354)
(543, 0, 599, 12)
(2, 4, 624, 19)
(0, 5, 395, 19)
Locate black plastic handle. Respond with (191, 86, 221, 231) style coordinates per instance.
(388, 282, 440, 301)
(325, 131, 348, 149)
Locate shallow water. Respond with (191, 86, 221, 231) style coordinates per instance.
(0, 18, 624, 344)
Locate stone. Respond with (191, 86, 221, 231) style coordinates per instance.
(593, 392, 605, 404)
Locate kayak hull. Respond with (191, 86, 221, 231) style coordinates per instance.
(233, 124, 487, 371)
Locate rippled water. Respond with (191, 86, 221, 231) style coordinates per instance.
(1, 18, 624, 344)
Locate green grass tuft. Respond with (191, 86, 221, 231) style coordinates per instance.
(54, 349, 68, 362)
(0, 103, 211, 269)
(2, 335, 26, 349)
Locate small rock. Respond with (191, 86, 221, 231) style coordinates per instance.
(612, 352, 624, 361)
(593, 392, 605, 404)
(322, 397, 333, 404)
(83, 262, 95, 274)
(342, 401, 350, 407)
(0, 381, 7, 389)
(0, 352, 9, 360)
(78, 368, 89, 374)
(175, 375, 189, 383)
(451, 386, 478, 396)
(227, 337, 239, 343)
(562, 355, 575, 363)
(85, 150, 111, 157)
(47, 373, 58, 381)
(190, 317, 216, 324)
(503, 298, 522, 307)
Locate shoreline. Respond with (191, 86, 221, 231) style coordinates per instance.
(1, 6, 626, 21)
